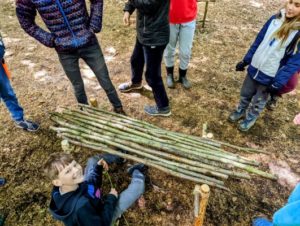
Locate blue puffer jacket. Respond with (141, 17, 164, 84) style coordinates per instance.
(16, 0, 103, 52)
(243, 10, 300, 89)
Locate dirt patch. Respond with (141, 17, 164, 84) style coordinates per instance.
(0, 0, 299, 225)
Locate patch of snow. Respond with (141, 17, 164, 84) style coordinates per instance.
(81, 68, 95, 79)
(105, 47, 117, 55)
(83, 78, 96, 86)
(33, 70, 47, 79)
(3, 37, 21, 44)
(249, 0, 263, 8)
(104, 55, 115, 62)
(269, 161, 300, 188)
(93, 85, 102, 91)
(129, 93, 141, 98)
(21, 60, 36, 69)
(4, 50, 13, 57)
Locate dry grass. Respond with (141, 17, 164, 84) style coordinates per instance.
(0, 0, 299, 225)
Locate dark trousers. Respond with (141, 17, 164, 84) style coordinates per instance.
(57, 42, 122, 108)
(238, 75, 269, 118)
(130, 39, 169, 109)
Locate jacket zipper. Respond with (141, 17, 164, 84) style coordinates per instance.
(143, 16, 146, 33)
(55, 0, 79, 47)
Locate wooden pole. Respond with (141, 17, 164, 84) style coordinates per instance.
(194, 184, 210, 226)
(89, 97, 98, 108)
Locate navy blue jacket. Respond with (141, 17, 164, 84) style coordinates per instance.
(49, 165, 118, 226)
(243, 11, 300, 89)
(16, 0, 103, 52)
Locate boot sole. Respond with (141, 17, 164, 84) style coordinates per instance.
(144, 111, 172, 117)
(119, 85, 143, 93)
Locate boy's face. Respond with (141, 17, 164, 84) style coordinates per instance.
(53, 160, 84, 187)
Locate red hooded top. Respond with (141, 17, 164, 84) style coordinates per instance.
(169, 0, 198, 24)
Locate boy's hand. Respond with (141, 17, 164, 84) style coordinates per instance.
(123, 12, 131, 26)
(109, 188, 118, 198)
(97, 159, 109, 171)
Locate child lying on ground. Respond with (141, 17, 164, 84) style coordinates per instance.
(44, 153, 146, 226)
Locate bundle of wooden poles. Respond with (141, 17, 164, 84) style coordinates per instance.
(50, 105, 276, 190)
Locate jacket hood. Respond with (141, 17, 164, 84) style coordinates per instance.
(49, 184, 85, 221)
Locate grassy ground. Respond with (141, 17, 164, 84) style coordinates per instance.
(0, 0, 299, 225)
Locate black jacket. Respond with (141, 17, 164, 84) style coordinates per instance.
(49, 165, 118, 226)
(124, 0, 170, 46)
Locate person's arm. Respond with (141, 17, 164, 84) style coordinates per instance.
(89, 0, 103, 33)
(76, 192, 118, 226)
(242, 15, 276, 64)
(99, 191, 118, 224)
(124, 1, 135, 15)
(16, 0, 55, 48)
(272, 46, 300, 90)
(128, 0, 161, 14)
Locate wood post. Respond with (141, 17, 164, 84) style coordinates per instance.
(194, 184, 210, 226)
(89, 97, 98, 108)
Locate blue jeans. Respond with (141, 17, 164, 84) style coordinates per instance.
(164, 20, 196, 70)
(130, 39, 169, 109)
(84, 156, 145, 224)
(237, 75, 269, 119)
(0, 63, 24, 121)
(57, 42, 122, 108)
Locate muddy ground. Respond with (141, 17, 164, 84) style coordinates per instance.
(0, 0, 299, 225)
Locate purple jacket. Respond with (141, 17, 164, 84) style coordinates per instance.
(16, 0, 103, 51)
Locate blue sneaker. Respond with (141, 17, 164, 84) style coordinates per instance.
(252, 217, 273, 226)
(144, 105, 171, 117)
(239, 115, 257, 131)
(15, 119, 39, 132)
(228, 109, 246, 122)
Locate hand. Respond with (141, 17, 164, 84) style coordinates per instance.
(266, 84, 280, 95)
(109, 188, 118, 198)
(97, 158, 109, 171)
(235, 61, 248, 71)
(123, 12, 131, 26)
(293, 113, 300, 125)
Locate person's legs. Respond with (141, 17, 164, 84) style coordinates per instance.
(177, 20, 196, 89)
(239, 83, 269, 131)
(80, 43, 122, 109)
(164, 24, 180, 88)
(164, 24, 179, 69)
(119, 39, 144, 92)
(0, 64, 24, 121)
(111, 170, 145, 222)
(131, 39, 145, 85)
(228, 75, 256, 122)
(57, 50, 88, 104)
(247, 84, 269, 118)
(143, 45, 169, 110)
(239, 75, 258, 111)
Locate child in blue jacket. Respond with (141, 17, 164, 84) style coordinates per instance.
(253, 183, 300, 226)
(229, 0, 300, 131)
(0, 33, 39, 132)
